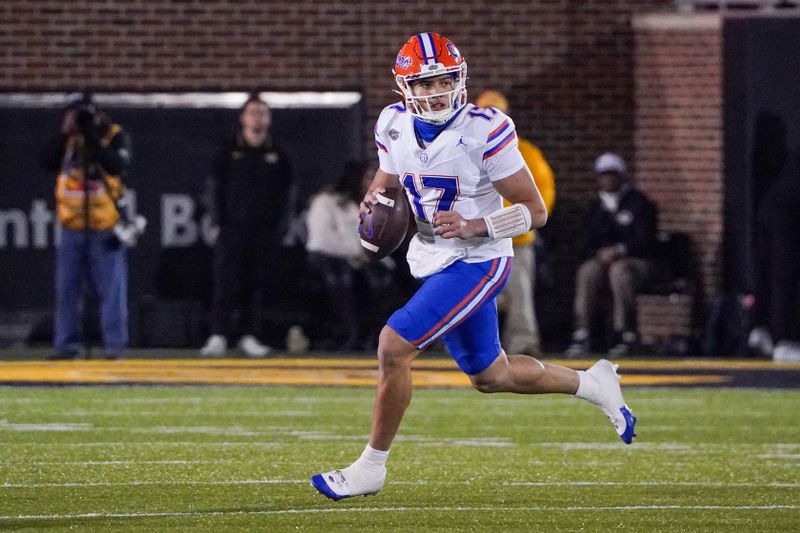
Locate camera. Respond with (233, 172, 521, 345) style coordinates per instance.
(75, 106, 99, 136)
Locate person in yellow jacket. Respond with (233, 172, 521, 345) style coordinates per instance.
(44, 94, 133, 360)
(475, 90, 556, 355)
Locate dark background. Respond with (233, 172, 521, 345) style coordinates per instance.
(724, 17, 800, 295)
(0, 95, 364, 310)
(0, 95, 366, 347)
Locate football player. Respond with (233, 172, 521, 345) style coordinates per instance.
(311, 32, 636, 501)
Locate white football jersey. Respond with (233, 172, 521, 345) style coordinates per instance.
(375, 102, 526, 273)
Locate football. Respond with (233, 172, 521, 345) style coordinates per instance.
(358, 186, 411, 261)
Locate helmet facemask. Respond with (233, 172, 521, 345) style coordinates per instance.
(395, 63, 468, 124)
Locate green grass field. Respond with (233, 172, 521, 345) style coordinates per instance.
(1, 385, 799, 531)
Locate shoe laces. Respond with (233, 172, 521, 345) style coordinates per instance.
(327, 469, 348, 490)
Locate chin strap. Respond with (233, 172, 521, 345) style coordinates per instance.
(484, 204, 532, 240)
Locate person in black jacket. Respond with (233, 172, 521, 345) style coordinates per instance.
(565, 153, 657, 357)
(200, 95, 293, 358)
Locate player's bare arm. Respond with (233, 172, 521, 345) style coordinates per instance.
(492, 165, 548, 227)
(360, 168, 397, 215)
(433, 166, 546, 239)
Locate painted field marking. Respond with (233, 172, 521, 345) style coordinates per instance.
(1, 479, 307, 488)
(0, 358, 733, 387)
(2, 479, 797, 489)
(21, 460, 233, 466)
(3, 504, 800, 522)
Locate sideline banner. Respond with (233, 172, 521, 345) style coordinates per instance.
(0, 92, 363, 312)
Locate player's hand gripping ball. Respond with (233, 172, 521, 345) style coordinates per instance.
(358, 187, 410, 261)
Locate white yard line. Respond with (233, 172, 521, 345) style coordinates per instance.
(1, 479, 307, 488)
(2, 441, 282, 447)
(3, 479, 798, 489)
(2, 505, 800, 521)
(508, 481, 800, 487)
(0, 421, 93, 431)
(20, 460, 233, 465)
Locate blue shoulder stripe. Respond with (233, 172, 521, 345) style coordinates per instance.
(482, 130, 517, 160)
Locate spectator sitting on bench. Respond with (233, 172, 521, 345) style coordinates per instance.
(565, 152, 658, 357)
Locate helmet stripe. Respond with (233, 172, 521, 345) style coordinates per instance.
(416, 32, 438, 65)
(425, 33, 438, 64)
(415, 33, 428, 63)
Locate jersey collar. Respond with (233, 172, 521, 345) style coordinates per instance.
(413, 106, 466, 143)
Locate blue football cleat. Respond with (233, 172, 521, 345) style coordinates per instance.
(615, 405, 637, 444)
(311, 472, 349, 501)
(586, 359, 637, 444)
(310, 467, 385, 501)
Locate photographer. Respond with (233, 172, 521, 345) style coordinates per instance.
(43, 93, 133, 360)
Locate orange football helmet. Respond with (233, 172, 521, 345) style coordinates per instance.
(393, 32, 468, 124)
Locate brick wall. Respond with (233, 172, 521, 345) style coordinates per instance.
(633, 13, 723, 313)
(3, 0, 730, 343)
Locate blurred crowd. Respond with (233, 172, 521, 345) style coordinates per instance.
(41, 92, 800, 362)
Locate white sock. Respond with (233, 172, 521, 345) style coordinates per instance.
(356, 444, 389, 472)
(574, 370, 602, 408)
(339, 445, 388, 492)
